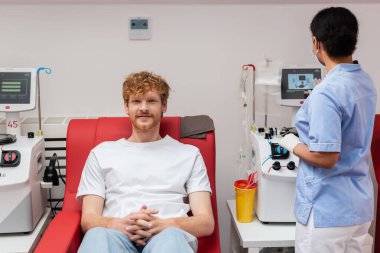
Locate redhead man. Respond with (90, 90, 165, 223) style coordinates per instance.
(77, 71, 214, 253)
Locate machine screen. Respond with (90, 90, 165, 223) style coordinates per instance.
(281, 68, 322, 103)
(287, 74, 314, 90)
(0, 72, 31, 104)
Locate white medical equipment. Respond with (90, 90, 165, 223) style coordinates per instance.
(0, 68, 47, 233)
(252, 67, 322, 223)
(251, 132, 298, 222)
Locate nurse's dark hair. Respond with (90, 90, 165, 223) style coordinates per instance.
(310, 7, 358, 58)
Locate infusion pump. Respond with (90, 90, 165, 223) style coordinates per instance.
(0, 68, 47, 233)
(251, 131, 297, 222)
(251, 66, 322, 223)
(0, 136, 46, 233)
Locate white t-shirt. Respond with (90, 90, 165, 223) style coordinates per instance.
(77, 135, 211, 218)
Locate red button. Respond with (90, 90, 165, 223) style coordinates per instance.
(5, 106, 10, 109)
(300, 101, 304, 104)
(4, 152, 17, 162)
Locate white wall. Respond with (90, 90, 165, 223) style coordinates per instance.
(1, 3, 379, 252)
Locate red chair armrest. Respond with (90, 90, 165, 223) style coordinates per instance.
(34, 211, 82, 253)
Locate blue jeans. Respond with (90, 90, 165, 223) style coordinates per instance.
(78, 227, 198, 253)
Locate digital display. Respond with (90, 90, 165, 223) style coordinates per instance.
(130, 19, 149, 30)
(287, 74, 314, 90)
(281, 68, 322, 101)
(0, 72, 31, 104)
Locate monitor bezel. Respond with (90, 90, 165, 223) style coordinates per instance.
(0, 68, 36, 112)
(280, 67, 322, 107)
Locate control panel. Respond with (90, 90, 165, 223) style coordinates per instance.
(251, 128, 298, 222)
(0, 137, 43, 183)
(251, 129, 299, 178)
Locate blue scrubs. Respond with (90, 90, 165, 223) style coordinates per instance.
(295, 64, 377, 227)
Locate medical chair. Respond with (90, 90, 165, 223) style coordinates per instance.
(372, 114, 380, 252)
(35, 117, 220, 253)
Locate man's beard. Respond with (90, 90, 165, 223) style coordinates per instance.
(131, 114, 161, 131)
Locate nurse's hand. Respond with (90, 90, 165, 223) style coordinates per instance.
(278, 133, 301, 154)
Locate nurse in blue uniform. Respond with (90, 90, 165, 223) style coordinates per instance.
(279, 7, 377, 253)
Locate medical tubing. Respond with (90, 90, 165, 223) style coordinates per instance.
(56, 158, 66, 185)
(239, 64, 256, 179)
(54, 198, 62, 211)
(238, 64, 257, 181)
(261, 156, 271, 166)
(242, 64, 256, 124)
(49, 189, 56, 217)
(244, 171, 257, 189)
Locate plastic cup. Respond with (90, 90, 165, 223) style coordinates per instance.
(234, 179, 256, 223)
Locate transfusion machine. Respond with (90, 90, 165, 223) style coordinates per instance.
(0, 68, 46, 233)
(253, 67, 322, 223)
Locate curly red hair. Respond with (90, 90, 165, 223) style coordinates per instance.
(122, 71, 171, 105)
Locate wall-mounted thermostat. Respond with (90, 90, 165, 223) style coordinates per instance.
(129, 17, 151, 40)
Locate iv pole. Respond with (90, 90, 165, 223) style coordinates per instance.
(36, 67, 52, 136)
(240, 64, 256, 177)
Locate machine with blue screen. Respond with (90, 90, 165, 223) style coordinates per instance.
(280, 68, 322, 106)
(288, 73, 314, 89)
(252, 66, 323, 223)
